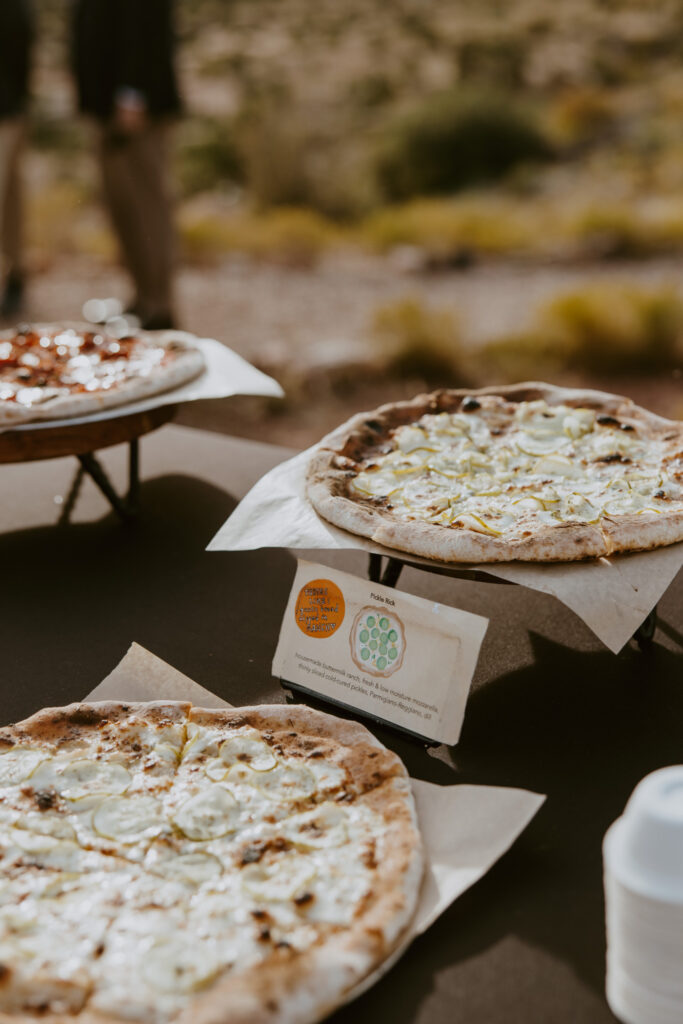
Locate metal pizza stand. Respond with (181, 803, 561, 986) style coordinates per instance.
(0, 325, 284, 522)
(365, 552, 658, 650)
(0, 404, 177, 522)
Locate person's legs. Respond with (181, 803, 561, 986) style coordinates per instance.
(97, 124, 152, 316)
(96, 122, 176, 327)
(132, 122, 175, 327)
(0, 118, 26, 316)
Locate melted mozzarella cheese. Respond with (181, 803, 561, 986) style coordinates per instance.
(351, 400, 682, 536)
(0, 719, 386, 1023)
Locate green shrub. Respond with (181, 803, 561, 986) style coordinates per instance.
(569, 202, 683, 259)
(348, 74, 395, 109)
(176, 118, 243, 197)
(27, 181, 98, 262)
(547, 88, 616, 146)
(369, 297, 465, 382)
(540, 284, 683, 373)
(571, 206, 652, 259)
(28, 110, 87, 156)
(458, 36, 526, 89)
(250, 207, 339, 266)
(479, 331, 576, 382)
(375, 89, 554, 201)
(179, 206, 338, 266)
(481, 284, 683, 379)
(361, 196, 533, 257)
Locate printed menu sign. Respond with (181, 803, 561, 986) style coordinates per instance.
(273, 560, 488, 745)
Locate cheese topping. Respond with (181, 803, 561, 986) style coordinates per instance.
(0, 716, 387, 1023)
(351, 399, 683, 537)
(0, 328, 177, 408)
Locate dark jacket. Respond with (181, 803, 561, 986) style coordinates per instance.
(0, 0, 33, 118)
(72, 0, 181, 120)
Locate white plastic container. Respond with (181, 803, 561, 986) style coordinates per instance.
(604, 767, 683, 1024)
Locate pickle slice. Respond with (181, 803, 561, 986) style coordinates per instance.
(172, 786, 239, 841)
(0, 749, 47, 787)
(151, 851, 223, 886)
(93, 795, 164, 844)
(241, 856, 316, 902)
(284, 804, 349, 849)
(219, 731, 276, 773)
(142, 939, 221, 993)
(58, 760, 131, 800)
(14, 813, 76, 842)
(256, 764, 316, 802)
(204, 758, 229, 782)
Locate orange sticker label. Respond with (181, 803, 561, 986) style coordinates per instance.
(295, 579, 345, 638)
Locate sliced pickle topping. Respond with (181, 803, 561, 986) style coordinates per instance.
(149, 851, 223, 886)
(204, 757, 229, 782)
(284, 804, 349, 849)
(13, 813, 76, 842)
(9, 826, 64, 854)
(219, 731, 277, 773)
(153, 743, 181, 765)
(0, 749, 48, 786)
(348, 398, 679, 536)
(93, 795, 165, 844)
(255, 764, 317, 802)
(56, 760, 131, 800)
(142, 938, 222, 993)
(241, 855, 316, 901)
(172, 786, 239, 841)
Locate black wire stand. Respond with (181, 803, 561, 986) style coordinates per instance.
(0, 405, 176, 524)
(57, 440, 140, 524)
(366, 553, 658, 650)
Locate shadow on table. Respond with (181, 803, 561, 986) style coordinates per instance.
(0, 473, 297, 721)
(331, 627, 682, 1022)
(3, 480, 679, 1021)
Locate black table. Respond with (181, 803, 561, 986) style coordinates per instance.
(2, 424, 682, 1024)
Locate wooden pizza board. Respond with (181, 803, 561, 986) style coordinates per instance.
(0, 405, 177, 464)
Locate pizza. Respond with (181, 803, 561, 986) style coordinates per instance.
(0, 325, 205, 427)
(0, 701, 422, 1023)
(307, 383, 683, 563)
(350, 607, 406, 677)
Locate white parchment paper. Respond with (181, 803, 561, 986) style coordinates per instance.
(207, 446, 683, 654)
(85, 642, 544, 1002)
(1, 335, 283, 434)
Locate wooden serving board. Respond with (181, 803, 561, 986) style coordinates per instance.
(0, 406, 177, 464)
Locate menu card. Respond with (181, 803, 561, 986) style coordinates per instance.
(273, 560, 488, 745)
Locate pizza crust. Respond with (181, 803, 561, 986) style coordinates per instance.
(306, 382, 683, 563)
(183, 706, 422, 1024)
(0, 701, 423, 1024)
(0, 327, 206, 427)
(600, 508, 683, 553)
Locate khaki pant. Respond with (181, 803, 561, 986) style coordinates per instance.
(0, 118, 24, 280)
(97, 122, 175, 321)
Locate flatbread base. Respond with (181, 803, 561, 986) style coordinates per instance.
(0, 328, 206, 428)
(0, 701, 423, 1024)
(307, 382, 683, 563)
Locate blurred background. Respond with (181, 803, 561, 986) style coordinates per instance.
(7, 0, 683, 445)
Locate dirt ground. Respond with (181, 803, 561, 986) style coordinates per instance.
(5, 253, 682, 449)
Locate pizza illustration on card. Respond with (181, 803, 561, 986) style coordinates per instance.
(350, 606, 406, 677)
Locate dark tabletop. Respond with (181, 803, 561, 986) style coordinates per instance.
(1, 423, 682, 1024)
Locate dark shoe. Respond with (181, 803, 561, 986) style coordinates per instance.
(0, 274, 25, 318)
(141, 313, 178, 331)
